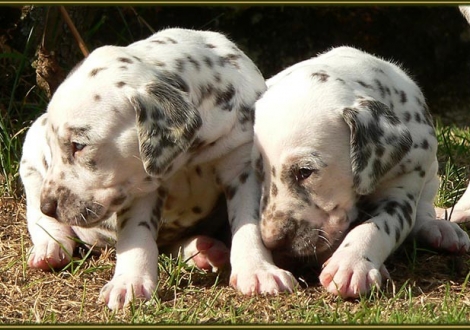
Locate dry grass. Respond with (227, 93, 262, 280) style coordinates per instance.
(1, 196, 470, 324)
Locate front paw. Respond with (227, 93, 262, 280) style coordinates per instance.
(28, 238, 75, 271)
(319, 250, 389, 298)
(413, 219, 470, 253)
(230, 262, 298, 295)
(99, 273, 157, 310)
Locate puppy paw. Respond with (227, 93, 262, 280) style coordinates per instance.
(413, 219, 470, 254)
(435, 207, 470, 224)
(28, 238, 75, 271)
(182, 235, 230, 272)
(319, 250, 389, 298)
(99, 274, 156, 310)
(230, 262, 298, 295)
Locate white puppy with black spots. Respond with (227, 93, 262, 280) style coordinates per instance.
(253, 46, 470, 298)
(435, 5, 470, 224)
(20, 28, 296, 310)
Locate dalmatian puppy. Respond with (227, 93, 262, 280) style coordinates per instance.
(435, 5, 470, 223)
(253, 46, 470, 298)
(19, 27, 297, 310)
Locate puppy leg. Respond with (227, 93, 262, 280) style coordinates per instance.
(164, 235, 230, 272)
(412, 162, 470, 253)
(319, 172, 422, 298)
(99, 192, 160, 310)
(217, 144, 298, 295)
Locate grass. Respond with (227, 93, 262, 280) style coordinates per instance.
(1, 5, 470, 325)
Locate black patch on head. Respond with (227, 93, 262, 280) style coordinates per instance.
(116, 81, 126, 88)
(89, 67, 107, 77)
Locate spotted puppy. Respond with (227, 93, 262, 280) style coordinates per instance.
(253, 46, 470, 298)
(434, 5, 470, 223)
(20, 28, 296, 310)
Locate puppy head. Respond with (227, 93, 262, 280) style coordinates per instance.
(40, 46, 200, 227)
(254, 72, 411, 264)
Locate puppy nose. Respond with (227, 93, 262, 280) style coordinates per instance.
(41, 198, 58, 218)
(263, 232, 288, 250)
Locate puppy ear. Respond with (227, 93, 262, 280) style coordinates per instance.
(342, 99, 412, 195)
(129, 81, 202, 176)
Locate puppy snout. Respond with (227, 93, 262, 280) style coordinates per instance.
(261, 210, 296, 251)
(40, 197, 58, 218)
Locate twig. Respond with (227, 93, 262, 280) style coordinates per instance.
(59, 6, 89, 57)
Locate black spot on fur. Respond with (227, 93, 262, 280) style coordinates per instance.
(118, 57, 133, 64)
(403, 112, 411, 122)
(139, 221, 151, 230)
(375, 79, 386, 98)
(195, 166, 203, 177)
(239, 172, 249, 184)
(116, 81, 126, 88)
(356, 80, 374, 89)
(203, 56, 214, 68)
(225, 185, 238, 200)
(400, 91, 408, 104)
(187, 55, 200, 70)
(271, 183, 278, 197)
(89, 67, 107, 77)
(175, 58, 185, 72)
(311, 71, 330, 82)
(216, 84, 236, 109)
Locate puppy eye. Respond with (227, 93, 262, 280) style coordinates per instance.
(296, 167, 315, 181)
(72, 142, 86, 154)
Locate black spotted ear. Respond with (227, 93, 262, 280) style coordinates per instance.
(129, 80, 202, 176)
(342, 99, 412, 195)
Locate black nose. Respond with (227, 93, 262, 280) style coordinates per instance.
(41, 198, 58, 218)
